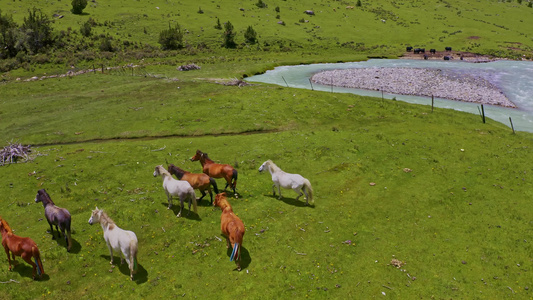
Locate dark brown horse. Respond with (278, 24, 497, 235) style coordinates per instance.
(167, 164, 219, 205)
(190, 150, 238, 197)
(213, 193, 245, 271)
(0, 216, 44, 280)
(35, 189, 73, 252)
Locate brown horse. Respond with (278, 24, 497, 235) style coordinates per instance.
(168, 164, 219, 205)
(35, 189, 73, 252)
(213, 193, 245, 271)
(0, 216, 45, 280)
(190, 150, 238, 197)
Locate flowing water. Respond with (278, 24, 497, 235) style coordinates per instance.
(246, 59, 533, 132)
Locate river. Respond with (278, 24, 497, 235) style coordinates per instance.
(245, 59, 533, 133)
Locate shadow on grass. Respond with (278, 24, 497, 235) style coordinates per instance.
(225, 245, 251, 271)
(99, 255, 148, 284)
(10, 262, 50, 281)
(160, 202, 202, 221)
(265, 194, 315, 208)
(45, 232, 82, 254)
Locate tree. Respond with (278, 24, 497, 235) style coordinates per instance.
(223, 21, 236, 48)
(214, 18, 222, 30)
(356, 0, 362, 7)
(0, 9, 17, 58)
(71, 0, 88, 15)
(80, 19, 92, 37)
(21, 8, 54, 54)
(244, 25, 257, 44)
(158, 24, 183, 50)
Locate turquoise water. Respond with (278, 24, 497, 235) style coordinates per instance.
(246, 59, 533, 133)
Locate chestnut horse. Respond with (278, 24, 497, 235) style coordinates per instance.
(213, 193, 245, 271)
(190, 150, 238, 197)
(88, 207, 138, 281)
(153, 165, 198, 217)
(0, 216, 44, 280)
(168, 164, 219, 205)
(35, 189, 73, 252)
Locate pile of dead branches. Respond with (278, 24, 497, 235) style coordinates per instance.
(177, 64, 201, 71)
(0, 142, 31, 166)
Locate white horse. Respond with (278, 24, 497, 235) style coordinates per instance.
(88, 207, 138, 280)
(153, 165, 198, 217)
(258, 160, 314, 205)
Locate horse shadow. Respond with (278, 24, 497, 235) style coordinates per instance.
(225, 245, 251, 271)
(99, 255, 148, 284)
(265, 194, 315, 208)
(160, 202, 202, 221)
(46, 231, 82, 254)
(9, 262, 50, 281)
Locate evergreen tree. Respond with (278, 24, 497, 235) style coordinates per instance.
(223, 21, 236, 48)
(71, 0, 88, 15)
(244, 25, 257, 44)
(158, 24, 184, 50)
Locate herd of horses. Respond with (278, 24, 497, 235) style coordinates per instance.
(1, 149, 313, 280)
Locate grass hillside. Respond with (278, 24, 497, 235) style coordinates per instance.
(1, 0, 533, 299)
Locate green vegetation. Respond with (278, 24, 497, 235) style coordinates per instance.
(1, 0, 533, 299)
(71, 0, 88, 15)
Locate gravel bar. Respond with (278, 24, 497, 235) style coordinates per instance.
(310, 67, 515, 108)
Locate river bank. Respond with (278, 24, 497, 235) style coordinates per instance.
(310, 67, 515, 108)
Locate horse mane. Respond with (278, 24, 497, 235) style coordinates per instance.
(168, 164, 187, 176)
(266, 160, 281, 173)
(37, 189, 54, 205)
(98, 210, 116, 230)
(156, 165, 172, 177)
(0, 218, 13, 234)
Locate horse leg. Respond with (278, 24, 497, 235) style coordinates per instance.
(166, 191, 173, 209)
(198, 189, 207, 202)
(47, 221, 56, 240)
(4, 246, 13, 271)
(55, 224, 61, 238)
(294, 188, 303, 201)
(21, 252, 37, 280)
(176, 197, 184, 218)
(302, 188, 309, 205)
(272, 184, 276, 197)
(208, 188, 213, 205)
(277, 185, 283, 200)
(225, 236, 230, 249)
(107, 243, 114, 265)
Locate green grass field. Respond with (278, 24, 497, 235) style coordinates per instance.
(1, 0, 533, 299)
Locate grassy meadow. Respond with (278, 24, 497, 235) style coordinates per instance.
(1, 0, 533, 299)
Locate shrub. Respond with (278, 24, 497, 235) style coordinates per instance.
(244, 25, 258, 44)
(21, 7, 54, 54)
(214, 18, 222, 30)
(71, 0, 88, 15)
(99, 36, 114, 52)
(356, 0, 362, 7)
(80, 19, 92, 37)
(256, 0, 267, 8)
(223, 21, 236, 48)
(158, 24, 183, 50)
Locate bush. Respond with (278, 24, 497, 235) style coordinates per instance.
(256, 0, 267, 8)
(99, 36, 114, 52)
(71, 0, 88, 15)
(21, 8, 54, 54)
(223, 21, 236, 48)
(80, 19, 92, 37)
(158, 24, 183, 50)
(244, 25, 258, 44)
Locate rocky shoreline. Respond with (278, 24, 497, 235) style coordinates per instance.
(310, 67, 515, 108)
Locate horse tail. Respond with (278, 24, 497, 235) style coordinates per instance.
(130, 239, 138, 274)
(191, 190, 198, 213)
(210, 177, 219, 194)
(304, 179, 314, 204)
(232, 169, 238, 189)
(33, 247, 44, 276)
(230, 228, 244, 262)
(230, 243, 239, 261)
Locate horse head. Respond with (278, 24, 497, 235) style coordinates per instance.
(214, 192, 231, 210)
(0, 217, 12, 235)
(190, 150, 202, 161)
(258, 160, 272, 173)
(35, 189, 53, 206)
(88, 207, 102, 225)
